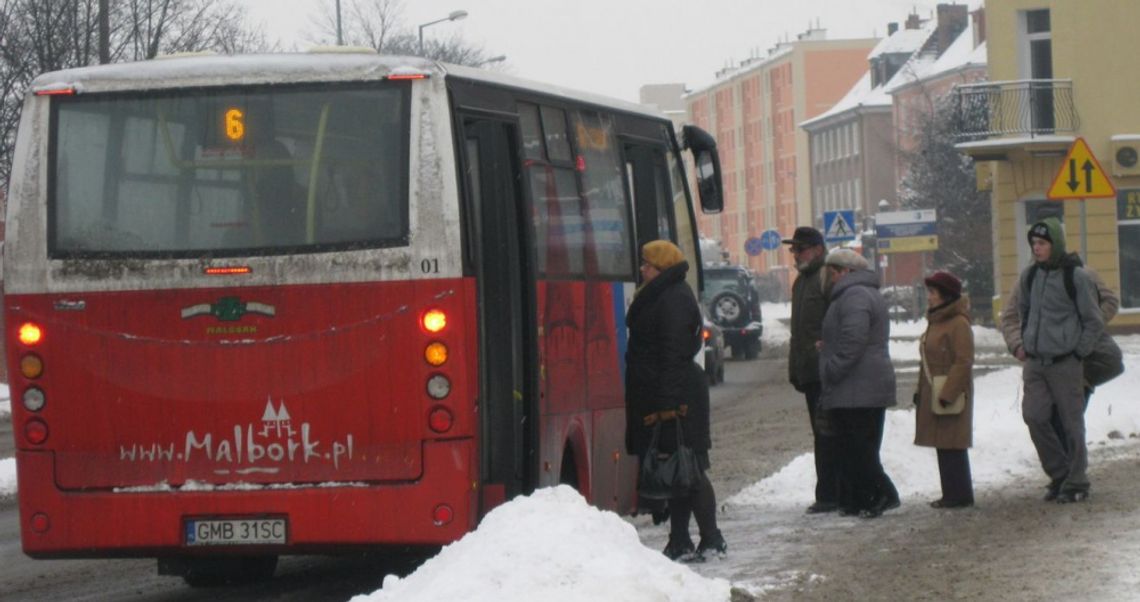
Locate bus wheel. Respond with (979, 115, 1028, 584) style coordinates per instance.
(559, 444, 580, 491)
(174, 555, 278, 588)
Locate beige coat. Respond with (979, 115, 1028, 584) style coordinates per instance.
(915, 296, 974, 450)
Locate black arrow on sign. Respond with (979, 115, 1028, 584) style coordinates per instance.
(1082, 159, 1094, 193)
(1067, 159, 1079, 192)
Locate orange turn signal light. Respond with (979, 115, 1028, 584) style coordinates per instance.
(18, 322, 43, 346)
(21, 354, 44, 379)
(425, 342, 449, 366)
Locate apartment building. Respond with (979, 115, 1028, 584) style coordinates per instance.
(954, 0, 1140, 329)
(685, 29, 876, 285)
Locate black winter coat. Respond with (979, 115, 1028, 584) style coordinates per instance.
(624, 261, 711, 457)
(788, 256, 827, 391)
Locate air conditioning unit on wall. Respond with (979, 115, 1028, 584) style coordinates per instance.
(1110, 135, 1140, 177)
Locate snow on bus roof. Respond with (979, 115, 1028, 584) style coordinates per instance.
(28, 51, 667, 121)
(30, 52, 433, 94)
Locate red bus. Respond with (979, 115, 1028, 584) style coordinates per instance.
(3, 51, 722, 584)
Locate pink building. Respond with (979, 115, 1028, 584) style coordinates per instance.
(686, 29, 876, 289)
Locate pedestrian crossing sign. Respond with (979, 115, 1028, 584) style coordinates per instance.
(823, 210, 857, 242)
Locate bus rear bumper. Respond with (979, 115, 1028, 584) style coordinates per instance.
(15, 439, 477, 558)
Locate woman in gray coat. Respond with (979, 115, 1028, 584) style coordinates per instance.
(818, 250, 899, 518)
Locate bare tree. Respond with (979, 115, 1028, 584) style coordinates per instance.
(0, 0, 270, 186)
(120, 0, 271, 60)
(899, 97, 994, 313)
(314, 0, 500, 66)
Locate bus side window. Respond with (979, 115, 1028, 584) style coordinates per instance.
(519, 102, 584, 277)
(571, 110, 633, 278)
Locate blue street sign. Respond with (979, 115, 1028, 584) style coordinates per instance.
(823, 210, 857, 242)
(759, 229, 782, 250)
(744, 237, 765, 256)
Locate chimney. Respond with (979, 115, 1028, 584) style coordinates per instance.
(971, 7, 986, 47)
(905, 12, 923, 30)
(887, 22, 899, 36)
(934, 3, 969, 54)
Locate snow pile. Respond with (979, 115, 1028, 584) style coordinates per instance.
(353, 486, 731, 602)
(730, 336, 1140, 508)
(761, 302, 791, 349)
(0, 458, 15, 498)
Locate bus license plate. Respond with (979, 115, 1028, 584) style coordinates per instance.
(184, 518, 287, 546)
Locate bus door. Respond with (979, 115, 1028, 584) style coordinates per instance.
(459, 117, 537, 508)
(624, 144, 675, 250)
(624, 142, 700, 293)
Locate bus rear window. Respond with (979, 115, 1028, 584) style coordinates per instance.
(48, 83, 410, 257)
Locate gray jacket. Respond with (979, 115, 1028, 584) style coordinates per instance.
(818, 269, 897, 409)
(1018, 264, 1104, 360)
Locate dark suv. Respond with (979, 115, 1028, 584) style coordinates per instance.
(701, 265, 764, 359)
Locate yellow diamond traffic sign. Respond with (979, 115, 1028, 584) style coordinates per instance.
(1047, 137, 1117, 200)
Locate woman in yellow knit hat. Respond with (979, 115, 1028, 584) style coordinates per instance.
(625, 240, 725, 561)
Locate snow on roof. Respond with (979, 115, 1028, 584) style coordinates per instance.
(29, 52, 664, 120)
(685, 44, 795, 97)
(889, 21, 987, 93)
(31, 52, 429, 93)
(802, 18, 981, 129)
(868, 22, 933, 59)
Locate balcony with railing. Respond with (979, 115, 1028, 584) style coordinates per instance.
(952, 79, 1080, 155)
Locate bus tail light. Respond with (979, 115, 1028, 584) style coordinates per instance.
(18, 322, 44, 346)
(432, 504, 453, 526)
(426, 374, 451, 399)
(23, 387, 46, 412)
(20, 355, 44, 379)
(428, 406, 454, 433)
(30, 513, 50, 533)
(421, 309, 447, 333)
(25, 419, 49, 444)
(424, 342, 449, 366)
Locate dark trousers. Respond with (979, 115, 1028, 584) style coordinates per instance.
(936, 448, 974, 503)
(669, 469, 720, 544)
(1049, 387, 1092, 456)
(804, 383, 840, 504)
(831, 407, 897, 512)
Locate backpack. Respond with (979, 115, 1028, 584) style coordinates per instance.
(1021, 263, 1124, 388)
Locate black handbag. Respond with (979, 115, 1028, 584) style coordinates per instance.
(638, 418, 700, 500)
(1084, 332, 1124, 388)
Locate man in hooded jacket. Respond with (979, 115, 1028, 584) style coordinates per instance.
(1017, 217, 1105, 503)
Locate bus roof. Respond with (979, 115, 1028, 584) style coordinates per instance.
(29, 51, 666, 121)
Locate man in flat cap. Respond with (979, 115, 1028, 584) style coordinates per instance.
(783, 227, 840, 513)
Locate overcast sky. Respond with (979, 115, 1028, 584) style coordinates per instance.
(244, 0, 982, 102)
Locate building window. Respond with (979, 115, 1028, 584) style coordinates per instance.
(1019, 8, 1054, 132)
(1118, 190, 1140, 309)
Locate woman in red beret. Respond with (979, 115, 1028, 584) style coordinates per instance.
(914, 271, 975, 508)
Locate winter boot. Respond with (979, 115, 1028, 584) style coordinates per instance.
(662, 537, 696, 561)
(696, 531, 728, 561)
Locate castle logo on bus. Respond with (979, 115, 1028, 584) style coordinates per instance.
(119, 400, 355, 472)
(181, 296, 276, 321)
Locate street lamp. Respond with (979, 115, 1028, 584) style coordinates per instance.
(418, 10, 468, 55)
(474, 55, 506, 67)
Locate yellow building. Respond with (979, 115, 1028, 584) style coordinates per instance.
(954, 1, 1140, 330)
